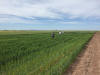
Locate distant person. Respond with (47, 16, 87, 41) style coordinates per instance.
(51, 32, 55, 38)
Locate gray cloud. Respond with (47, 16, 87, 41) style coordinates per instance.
(0, 0, 100, 23)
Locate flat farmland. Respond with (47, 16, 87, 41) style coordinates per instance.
(0, 31, 94, 75)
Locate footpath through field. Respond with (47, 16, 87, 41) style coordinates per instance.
(64, 32, 100, 75)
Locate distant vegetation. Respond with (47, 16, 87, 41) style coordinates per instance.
(0, 31, 94, 75)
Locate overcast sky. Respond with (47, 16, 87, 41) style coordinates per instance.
(0, 0, 100, 30)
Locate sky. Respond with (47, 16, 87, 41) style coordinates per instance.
(0, 0, 100, 30)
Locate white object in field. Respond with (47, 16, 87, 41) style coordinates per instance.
(59, 32, 62, 35)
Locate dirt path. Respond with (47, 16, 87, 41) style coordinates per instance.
(64, 32, 100, 75)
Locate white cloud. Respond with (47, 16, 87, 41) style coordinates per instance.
(59, 21, 81, 24)
(0, 0, 100, 23)
(0, 14, 41, 24)
(0, 0, 61, 19)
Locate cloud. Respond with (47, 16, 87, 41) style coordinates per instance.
(0, 0, 61, 19)
(59, 21, 81, 24)
(0, 0, 100, 19)
(0, 0, 100, 29)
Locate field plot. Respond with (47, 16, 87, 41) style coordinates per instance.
(0, 31, 94, 75)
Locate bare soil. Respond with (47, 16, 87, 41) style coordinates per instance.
(64, 32, 100, 75)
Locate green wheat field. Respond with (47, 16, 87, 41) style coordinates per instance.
(0, 31, 94, 75)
